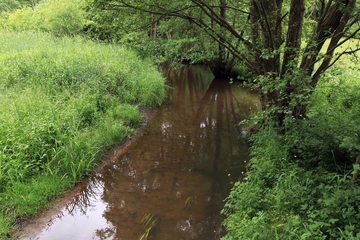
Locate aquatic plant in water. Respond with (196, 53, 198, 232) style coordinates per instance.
(139, 213, 158, 240)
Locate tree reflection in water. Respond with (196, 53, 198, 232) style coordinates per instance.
(32, 65, 259, 240)
(64, 173, 104, 216)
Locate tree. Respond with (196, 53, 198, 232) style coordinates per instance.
(87, 0, 360, 126)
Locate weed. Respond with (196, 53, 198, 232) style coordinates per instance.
(139, 213, 158, 240)
(185, 196, 195, 209)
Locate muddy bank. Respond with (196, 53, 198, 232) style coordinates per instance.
(10, 108, 158, 239)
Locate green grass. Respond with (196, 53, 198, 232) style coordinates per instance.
(0, 30, 166, 237)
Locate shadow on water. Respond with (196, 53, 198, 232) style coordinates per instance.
(25, 65, 260, 240)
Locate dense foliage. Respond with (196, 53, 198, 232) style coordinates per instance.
(222, 57, 360, 239)
(0, 0, 41, 13)
(0, 31, 165, 237)
(0, 0, 85, 36)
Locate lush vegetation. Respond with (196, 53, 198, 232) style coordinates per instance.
(82, 2, 360, 237)
(0, 30, 165, 237)
(1, 0, 360, 239)
(0, 0, 85, 36)
(87, 0, 360, 127)
(84, 2, 360, 238)
(222, 53, 360, 239)
(0, 0, 41, 13)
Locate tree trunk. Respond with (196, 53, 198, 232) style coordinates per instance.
(211, 0, 230, 77)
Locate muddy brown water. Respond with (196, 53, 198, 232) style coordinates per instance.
(18, 65, 259, 240)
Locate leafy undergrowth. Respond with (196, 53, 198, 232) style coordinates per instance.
(0, 0, 85, 36)
(222, 62, 360, 239)
(0, 30, 166, 237)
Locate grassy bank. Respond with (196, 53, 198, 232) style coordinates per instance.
(222, 50, 360, 239)
(0, 31, 166, 237)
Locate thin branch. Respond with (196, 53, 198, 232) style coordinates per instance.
(187, 15, 255, 68)
(190, 0, 255, 50)
(311, 0, 357, 86)
(326, 47, 360, 70)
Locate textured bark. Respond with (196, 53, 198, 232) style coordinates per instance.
(249, 0, 282, 76)
(280, 0, 306, 122)
(281, 0, 305, 76)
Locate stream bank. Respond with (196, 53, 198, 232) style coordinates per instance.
(13, 65, 259, 240)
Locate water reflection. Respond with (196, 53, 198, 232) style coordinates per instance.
(29, 65, 259, 240)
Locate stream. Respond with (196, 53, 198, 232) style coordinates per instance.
(21, 65, 259, 240)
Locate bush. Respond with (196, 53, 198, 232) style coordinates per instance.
(222, 62, 360, 239)
(35, 0, 85, 36)
(0, 0, 86, 36)
(0, 0, 41, 13)
(222, 124, 360, 239)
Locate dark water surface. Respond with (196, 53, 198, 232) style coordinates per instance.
(25, 66, 259, 240)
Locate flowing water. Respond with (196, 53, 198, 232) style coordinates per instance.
(22, 65, 259, 240)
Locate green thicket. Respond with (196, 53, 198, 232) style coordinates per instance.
(85, 1, 238, 71)
(0, 0, 41, 13)
(222, 55, 360, 239)
(0, 31, 165, 237)
(0, 0, 85, 36)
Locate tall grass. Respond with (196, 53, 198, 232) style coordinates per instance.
(0, 30, 166, 237)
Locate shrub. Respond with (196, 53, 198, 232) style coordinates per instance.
(222, 124, 360, 239)
(0, 0, 86, 36)
(222, 62, 360, 239)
